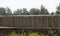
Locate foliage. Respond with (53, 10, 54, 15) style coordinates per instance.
(6, 7, 12, 15)
(40, 5, 49, 15)
(13, 9, 21, 15)
(40, 33, 45, 36)
(0, 33, 4, 36)
(58, 30, 60, 36)
(19, 33, 26, 36)
(23, 8, 28, 14)
(30, 8, 40, 15)
(28, 32, 40, 36)
(56, 3, 60, 14)
(9, 31, 17, 36)
(0, 3, 60, 15)
(0, 31, 58, 36)
(48, 29, 55, 36)
(51, 12, 55, 15)
(0, 7, 6, 15)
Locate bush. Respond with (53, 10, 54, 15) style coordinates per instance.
(58, 30, 60, 36)
(19, 33, 26, 36)
(28, 32, 40, 36)
(40, 33, 45, 36)
(9, 31, 18, 36)
(48, 29, 55, 36)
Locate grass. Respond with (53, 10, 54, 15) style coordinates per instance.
(0, 26, 15, 28)
(0, 30, 57, 36)
(8, 31, 57, 36)
(0, 26, 58, 36)
(0, 31, 58, 36)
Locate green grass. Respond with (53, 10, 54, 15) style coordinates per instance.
(0, 26, 58, 36)
(0, 31, 57, 36)
(8, 31, 57, 36)
(0, 26, 15, 28)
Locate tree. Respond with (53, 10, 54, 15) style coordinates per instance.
(40, 5, 49, 14)
(30, 8, 40, 15)
(13, 9, 23, 15)
(19, 9, 23, 14)
(13, 11, 17, 15)
(23, 8, 28, 15)
(56, 3, 60, 14)
(0, 7, 6, 15)
(6, 7, 12, 15)
(51, 12, 55, 15)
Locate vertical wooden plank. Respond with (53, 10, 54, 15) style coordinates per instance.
(47, 16, 48, 28)
(32, 16, 34, 28)
(59, 16, 60, 28)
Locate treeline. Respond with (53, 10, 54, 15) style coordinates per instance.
(0, 4, 60, 15)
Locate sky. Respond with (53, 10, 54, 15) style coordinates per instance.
(0, 0, 60, 13)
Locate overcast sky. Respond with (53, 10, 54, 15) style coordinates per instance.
(0, 0, 60, 13)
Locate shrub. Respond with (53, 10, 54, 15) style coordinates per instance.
(40, 33, 45, 36)
(9, 31, 18, 36)
(58, 30, 60, 36)
(28, 32, 40, 36)
(48, 29, 55, 36)
(19, 33, 26, 36)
